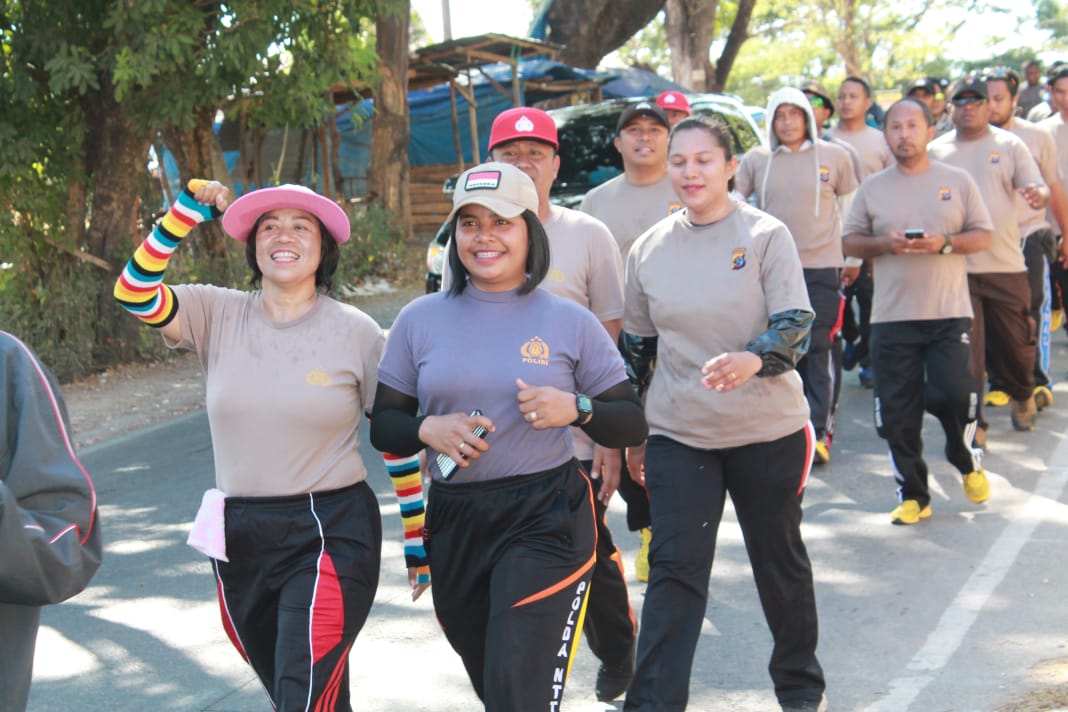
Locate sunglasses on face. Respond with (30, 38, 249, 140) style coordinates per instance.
(951, 95, 986, 106)
(807, 95, 826, 109)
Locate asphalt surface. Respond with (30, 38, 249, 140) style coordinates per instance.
(26, 338, 1068, 711)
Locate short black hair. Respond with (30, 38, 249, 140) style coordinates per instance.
(669, 115, 734, 160)
(884, 98, 935, 128)
(245, 215, 340, 294)
(1023, 59, 1040, 72)
(1048, 61, 1068, 87)
(445, 209, 550, 297)
(983, 66, 1020, 97)
(842, 76, 872, 97)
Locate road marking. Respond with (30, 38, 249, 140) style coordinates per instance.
(862, 457, 1068, 711)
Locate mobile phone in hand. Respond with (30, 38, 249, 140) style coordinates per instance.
(437, 409, 488, 480)
(904, 229, 925, 240)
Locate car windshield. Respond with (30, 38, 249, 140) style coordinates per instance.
(550, 95, 762, 203)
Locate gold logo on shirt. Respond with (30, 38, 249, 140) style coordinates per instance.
(546, 267, 566, 283)
(939, 187, 952, 201)
(990, 152, 1001, 164)
(819, 166, 831, 182)
(669, 202, 683, 214)
(521, 336, 551, 365)
(306, 368, 332, 386)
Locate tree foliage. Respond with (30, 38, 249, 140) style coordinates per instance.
(0, 0, 392, 377)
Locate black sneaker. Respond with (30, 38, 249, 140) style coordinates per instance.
(595, 651, 635, 701)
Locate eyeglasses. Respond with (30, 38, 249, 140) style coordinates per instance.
(807, 95, 826, 109)
(951, 95, 986, 106)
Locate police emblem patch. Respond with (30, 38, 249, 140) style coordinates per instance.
(731, 247, 746, 270)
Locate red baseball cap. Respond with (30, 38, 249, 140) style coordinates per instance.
(656, 90, 692, 115)
(488, 107, 559, 151)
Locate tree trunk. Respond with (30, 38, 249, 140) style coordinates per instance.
(546, 0, 666, 69)
(79, 79, 152, 363)
(665, 0, 718, 91)
(369, 3, 411, 240)
(712, 0, 757, 92)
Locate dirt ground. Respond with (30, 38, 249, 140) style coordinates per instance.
(63, 281, 424, 450)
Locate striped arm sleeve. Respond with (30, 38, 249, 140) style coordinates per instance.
(383, 453, 430, 585)
(114, 179, 220, 327)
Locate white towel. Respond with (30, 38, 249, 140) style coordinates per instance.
(186, 488, 228, 561)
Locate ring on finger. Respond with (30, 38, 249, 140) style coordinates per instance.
(729, 372, 737, 381)
(528, 410, 538, 422)
(458, 441, 466, 451)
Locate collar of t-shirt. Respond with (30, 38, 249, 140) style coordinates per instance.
(774, 139, 814, 154)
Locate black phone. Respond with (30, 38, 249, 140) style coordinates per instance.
(904, 229, 925, 240)
(437, 409, 488, 480)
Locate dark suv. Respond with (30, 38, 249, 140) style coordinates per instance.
(425, 93, 764, 292)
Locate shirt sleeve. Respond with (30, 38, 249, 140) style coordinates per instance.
(585, 220, 626, 323)
(836, 146, 860, 195)
(358, 320, 385, 414)
(376, 305, 420, 398)
(623, 239, 657, 338)
(760, 221, 813, 316)
(960, 172, 995, 232)
(1011, 134, 1048, 190)
(0, 335, 102, 606)
(734, 152, 756, 199)
(573, 309, 628, 397)
(842, 182, 874, 237)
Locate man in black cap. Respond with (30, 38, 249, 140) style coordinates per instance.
(907, 78, 952, 137)
(930, 75, 1049, 442)
(581, 100, 679, 593)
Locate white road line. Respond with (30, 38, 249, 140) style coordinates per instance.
(862, 457, 1068, 712)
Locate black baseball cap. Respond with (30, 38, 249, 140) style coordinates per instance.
(906, 78, 938, 96)
(616, 101, 671, 134)
(952, 75, 988, 100)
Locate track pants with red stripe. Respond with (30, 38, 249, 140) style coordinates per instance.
(213, 482, 381, 712)
(425, 460, 596, 712)
(625, 429, 825, 711)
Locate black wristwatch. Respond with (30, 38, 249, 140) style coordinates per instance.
(940, 234, 953, 254)
(572, 393, 593, 426)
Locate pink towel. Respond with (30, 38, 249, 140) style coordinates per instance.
(186, 488, 228, 561)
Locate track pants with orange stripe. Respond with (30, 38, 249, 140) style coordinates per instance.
(213, 482, 382, 712)
(425, 460, 597, 712)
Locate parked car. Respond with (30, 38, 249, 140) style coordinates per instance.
(425, 93, 765, 292)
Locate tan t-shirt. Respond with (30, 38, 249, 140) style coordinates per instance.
(579, 173, 683, 259)
(734, 141, 859, 268)
(1007, 117, 1061, 237)
(843, 162, 993, 324)
(828, 125, 894, 180)
(929, 126, 1045, 273)
(1039, 112, 1068, 182)
(624, 202, 812, 449)
(166, 285, 384, 497)
(541, 205, 625, 460)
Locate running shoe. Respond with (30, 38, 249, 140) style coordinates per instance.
(890, 500, 932, 525)
(963, 470, 990, 503)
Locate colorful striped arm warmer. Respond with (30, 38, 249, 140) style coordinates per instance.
(114, 180, 220, 327)
(383, 453, 430, 585)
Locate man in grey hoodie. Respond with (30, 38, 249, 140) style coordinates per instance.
(0, 330, 102, 712)
(735, 87, 859, 464)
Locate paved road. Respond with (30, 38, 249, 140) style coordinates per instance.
(27, 340, 1068, 711)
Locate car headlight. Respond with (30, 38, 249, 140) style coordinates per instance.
(426, 242, 445, 275)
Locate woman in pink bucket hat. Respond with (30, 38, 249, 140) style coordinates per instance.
(114, 180, 383, 711)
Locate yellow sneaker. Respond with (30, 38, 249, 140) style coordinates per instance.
(1034, 385, 1053, 411)
(890, 500, 932, 525)
(983, 390, 1011, 407)
(635, 528, 651, 582)
(1053, 309, 1064, 334)
(963, 469, 990, 504)
(814, 440, 830, 465)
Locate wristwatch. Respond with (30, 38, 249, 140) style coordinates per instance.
(940, 234, 953, 254)
(572, 393, 593, 426)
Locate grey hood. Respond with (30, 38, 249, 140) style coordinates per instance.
(761, 87, 823, 217)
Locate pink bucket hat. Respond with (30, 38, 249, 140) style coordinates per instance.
(221, 184, 351, 244)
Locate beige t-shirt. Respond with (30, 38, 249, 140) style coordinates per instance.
(828, 125, 894, 180)
(1008, 118, 1061, 237)
(929, 127, 1045, 273)
(579, 173, 683, 259)
(540, 205, 625, 461)
(167, 285, 384, 497)
(1039, 112, 1068, 183)
(625, 202, 812, 449)
(734, 141, 859, 268)
(843, 162, 993, 324)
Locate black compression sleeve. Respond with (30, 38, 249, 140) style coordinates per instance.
(581, 380, 649, 448)
(745, 309, 814, 377)
(368, 384, 427, 457)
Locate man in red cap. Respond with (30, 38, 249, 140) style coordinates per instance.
(457, 105, 638, 702)
(655, 90, 691, 127)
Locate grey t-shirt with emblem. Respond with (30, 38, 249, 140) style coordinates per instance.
(579, 173, 683, 259)
(379, 285, 627, 482)
(929, 126, 1045, 274)
(843, 162, 993, 324)
(625, 202, 812, 450)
